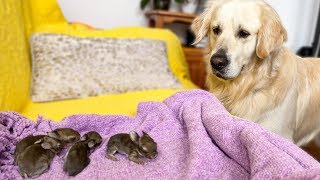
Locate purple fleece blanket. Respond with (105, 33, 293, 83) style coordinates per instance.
(1, 90, 320, 179)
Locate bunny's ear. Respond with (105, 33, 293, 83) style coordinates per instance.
(80, 134, 87, 141)
(88, 141, 95, 148)
(41, 142, 52, 150)
(47, 132, 59, 139)
(142, 131, 149, 137)
(129, 131, 139, 143)
(34, 138, 44, 144)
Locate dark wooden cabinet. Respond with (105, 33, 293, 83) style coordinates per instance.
(183, 47, 207, 89)
(146, 10, 207, 89)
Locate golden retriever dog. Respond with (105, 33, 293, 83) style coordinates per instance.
(191, 0, 320, 146)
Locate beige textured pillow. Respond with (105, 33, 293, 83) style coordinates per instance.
(30, 33, 182, 102)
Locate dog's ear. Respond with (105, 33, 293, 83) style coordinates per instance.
(256, 4, 287, 59)
(191, 10, 211, 45)
(191, 1, 218, 45)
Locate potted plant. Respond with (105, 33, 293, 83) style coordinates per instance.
(140, 0, 171, 10)
(176, 0, 199, 14)
(169, 0, 183, 12)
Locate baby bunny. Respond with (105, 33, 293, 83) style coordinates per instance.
(47, 128, 80, 143)
(14, 135, 45, 165)
(14, 128, 80, 165)
(106, 131, 157, 165)
(63, 131, 102, 176)
(17, 136, 62, 178)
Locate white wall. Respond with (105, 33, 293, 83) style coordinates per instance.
(57, 0, 149, 28)
(265, 0, 320, 51)
(57, 0, 320, 52)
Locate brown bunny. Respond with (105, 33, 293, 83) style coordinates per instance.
(106, 131, 157, 165)
(14, 128, 80, 165)
(47, 128, 80, 143)
(13, 135, 45, 165)
(17, 136, 62, 178)
(63, 131, 102, 176)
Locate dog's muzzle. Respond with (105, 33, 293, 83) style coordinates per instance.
(210, 49, 229, 72)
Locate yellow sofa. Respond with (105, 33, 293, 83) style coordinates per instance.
(0, 0, 197, 121)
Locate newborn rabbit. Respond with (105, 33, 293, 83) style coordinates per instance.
(106, 131, 157, 165)
(63, 131, 102, 176)
(14, 135, 45, 165)
(14, 128, 80, 164)
(17, 136, 62, 178)
(48, 128, 80, 143)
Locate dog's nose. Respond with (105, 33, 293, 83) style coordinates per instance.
(210, 49, 229, 71)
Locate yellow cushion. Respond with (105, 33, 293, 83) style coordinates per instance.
(0, 0, 31, 112)
(22, 25, 197, 121)
(32, 25, 193, 88)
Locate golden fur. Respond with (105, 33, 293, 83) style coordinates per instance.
(192, 0, 320, 146)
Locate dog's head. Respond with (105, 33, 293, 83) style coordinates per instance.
(192, 0, 287, 80)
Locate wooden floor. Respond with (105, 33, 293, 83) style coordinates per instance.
(301, 140, 320, 161)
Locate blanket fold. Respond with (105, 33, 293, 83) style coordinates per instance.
(0, 90, 319, 180)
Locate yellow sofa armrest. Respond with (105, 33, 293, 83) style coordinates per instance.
(22, 0, 67, 38)
(0, 0, 31, 112)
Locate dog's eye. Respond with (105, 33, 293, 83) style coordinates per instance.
(213, 26, 221, 35)
(238, 29, 250, 38)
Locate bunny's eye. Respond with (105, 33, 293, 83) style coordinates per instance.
(142, 146, 148, 152)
